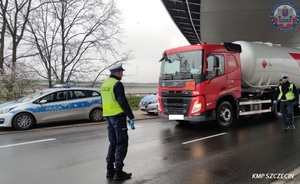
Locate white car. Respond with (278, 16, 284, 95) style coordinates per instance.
(0, 87, 103, 130)
(139, 93, 158, 114)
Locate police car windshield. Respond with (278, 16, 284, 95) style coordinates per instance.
(16, 89, 54, 102)
(160, 50, 203, 80)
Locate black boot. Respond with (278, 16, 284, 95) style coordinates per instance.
(113, 170, 132, 180)
(106, 166, 115, 178)
(290, 124, 296, 130)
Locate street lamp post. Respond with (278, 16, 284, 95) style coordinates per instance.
(136, 65, 140, 83)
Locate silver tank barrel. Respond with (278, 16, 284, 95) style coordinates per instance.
(234, 41, 300, 90)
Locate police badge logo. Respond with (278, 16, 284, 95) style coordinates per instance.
(270, 1, 300, 31)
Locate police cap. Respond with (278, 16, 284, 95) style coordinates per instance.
(281, 74, 289, 79)
(109, 63, 125, 73)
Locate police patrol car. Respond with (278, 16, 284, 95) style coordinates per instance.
(0, 86, 102, 130)
(139, 93, 158, 114)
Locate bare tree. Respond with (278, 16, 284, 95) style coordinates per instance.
(0, 0, 33, 74)
(0, 0, 38, 98)
(26, 0, 59, 88)
(27, 0, 131, 87)
(0, 0, 8, 75)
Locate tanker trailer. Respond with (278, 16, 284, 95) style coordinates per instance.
(234, 41, 300, 122)
(158, 41, 300, 128)
(234, 41, 300, 91)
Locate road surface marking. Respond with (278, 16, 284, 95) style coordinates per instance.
(0, 138, 56, 149)
(182, 132, 227, 145)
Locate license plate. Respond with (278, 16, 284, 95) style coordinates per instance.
(169, 115, 184, 120)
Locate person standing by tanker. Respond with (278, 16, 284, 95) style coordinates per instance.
(100, 63, 135, 181)
(274, 74, 299, 130)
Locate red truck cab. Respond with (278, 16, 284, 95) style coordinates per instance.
(158, 43, 242, 127)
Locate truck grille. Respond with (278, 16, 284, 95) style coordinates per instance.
(162, 97, 191, 115)
(162, 90, 191, 97)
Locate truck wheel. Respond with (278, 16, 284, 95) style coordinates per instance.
(89, 108, 103, 122)
(12, 113, 35, 130)
(216, 101, 234, 128)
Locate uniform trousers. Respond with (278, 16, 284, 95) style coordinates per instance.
(106, 114, 128, 171)
(280, 100, 294, 127)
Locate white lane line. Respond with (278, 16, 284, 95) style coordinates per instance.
(182, 132, 227, 145)
(0, 138, 56, 149)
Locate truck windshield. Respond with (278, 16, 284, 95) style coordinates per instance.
(159, 50, 203, 80)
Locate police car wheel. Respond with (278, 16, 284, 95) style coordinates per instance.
(12, 113, 35, 130)
(89, 108, 103, 122)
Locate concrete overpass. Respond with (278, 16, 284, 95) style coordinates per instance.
(161, 0, 300, 48)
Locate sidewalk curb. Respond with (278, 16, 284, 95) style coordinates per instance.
(133, 110, 159, 121)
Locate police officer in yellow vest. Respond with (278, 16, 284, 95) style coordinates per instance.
(100, 63, 135, 180)
(274, 74, 299, 130)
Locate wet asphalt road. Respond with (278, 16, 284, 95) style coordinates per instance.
(1, 114, 300, 184)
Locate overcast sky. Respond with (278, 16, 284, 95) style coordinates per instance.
(117, 0, 189, 83)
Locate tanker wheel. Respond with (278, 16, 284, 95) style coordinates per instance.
(216, 101, 234, 129)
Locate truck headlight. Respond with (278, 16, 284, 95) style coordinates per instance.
(191, 100, 201, 114)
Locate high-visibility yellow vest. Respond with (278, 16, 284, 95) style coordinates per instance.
(100, 78, 124, 116)
(278, 83, 295, 100)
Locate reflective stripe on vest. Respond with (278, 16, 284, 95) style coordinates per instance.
(100, 78, 124, 116)
(278, 83, 295, 100)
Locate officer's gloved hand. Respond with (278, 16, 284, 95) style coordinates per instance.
(293, 101, 298, 106)
(273, 100, 277, 104)
(128, 119, 135, 130)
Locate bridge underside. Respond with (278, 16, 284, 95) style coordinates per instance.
(161, 0, 300, 48)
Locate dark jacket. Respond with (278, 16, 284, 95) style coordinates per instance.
(274, 81, 299, 102)
(110, 74, 135, 120)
